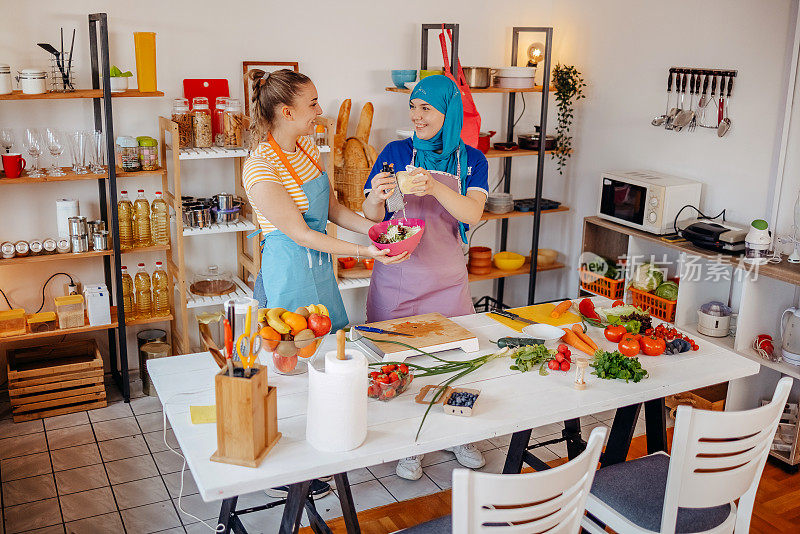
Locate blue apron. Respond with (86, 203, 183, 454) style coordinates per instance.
(251, 140, 348, 331)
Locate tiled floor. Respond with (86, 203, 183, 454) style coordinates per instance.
(0, 380, 666, 534)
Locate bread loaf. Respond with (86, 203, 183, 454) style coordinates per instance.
(343, 137, 370, 168)
(355, 102, 374, 144)
(336, 99, 351, 137)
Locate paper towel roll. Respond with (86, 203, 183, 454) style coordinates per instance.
(306, 349, 368, 452)
(56, 199, 80, 239)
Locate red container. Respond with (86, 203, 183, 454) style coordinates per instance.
(477, 131, 496, 154)
(368, 218, 425, 257)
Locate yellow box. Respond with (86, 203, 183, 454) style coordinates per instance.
(0, 309, 26, 338)
(133, 32, 157, 92)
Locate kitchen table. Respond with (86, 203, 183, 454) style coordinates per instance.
(147, 309, 760, 534)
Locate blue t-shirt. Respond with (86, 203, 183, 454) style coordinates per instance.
(365, 138, 489, 223)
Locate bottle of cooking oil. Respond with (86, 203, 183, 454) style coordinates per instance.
(150, 191, 170, 246)
(133, 189, 153, 247)
(134, 263, 152, 319)
(152, 261, 169, 317)
(120, 265, 135, 318)
(117, 190, 134, 250)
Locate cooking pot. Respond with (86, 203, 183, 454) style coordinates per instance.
(477, 131, 496, 154)
(462, 67, 490, 89)
(518, 127, 556, 151)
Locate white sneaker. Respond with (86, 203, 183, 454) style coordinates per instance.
(446, 443, 486, 469)
(396, 455, 423, 480)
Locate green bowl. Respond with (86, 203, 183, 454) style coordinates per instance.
(419, 69, 444, 79)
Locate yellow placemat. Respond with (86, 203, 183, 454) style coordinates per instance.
(488, 303, 581, 332)
(190, 405, 217, 424)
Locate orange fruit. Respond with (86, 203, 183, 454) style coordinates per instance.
(281, 311, 307, 336)
(259, 326, 281, 350)
(297, 339, 320, 359)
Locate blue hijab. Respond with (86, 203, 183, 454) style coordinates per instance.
(410, 75, 469, 242)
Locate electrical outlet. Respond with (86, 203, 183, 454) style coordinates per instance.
(64, 282, 81, 296)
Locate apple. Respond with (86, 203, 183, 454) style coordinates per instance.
(307, 313, 332, 336)
(273, 353, 298, 373)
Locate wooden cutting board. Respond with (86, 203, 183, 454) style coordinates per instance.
(487, 302, 580, 332)
(354, 312, 479, 362)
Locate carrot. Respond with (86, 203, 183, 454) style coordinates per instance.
(550, 300, 572, 319)
(561, 327, 595, 355)
(572, 323, 599, 351)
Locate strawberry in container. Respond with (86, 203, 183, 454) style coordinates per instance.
(367, 363, 414, 401)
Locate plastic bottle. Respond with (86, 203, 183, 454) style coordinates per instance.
(120, 265, 135, 318)
(152, 261, 169, 317)
(133, 189, 152, 247)
(117, 190, 134, 250)
(134, 262, 152, 319)
(151, 191, 170, 245)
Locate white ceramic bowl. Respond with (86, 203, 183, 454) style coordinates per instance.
(492, 66, 537, 78)
(493, 76, 536, 89)
(522, 323, 566, 342)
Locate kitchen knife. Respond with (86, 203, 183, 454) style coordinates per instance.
(492, 309, 536, 325)
(355, 326, 413, 337)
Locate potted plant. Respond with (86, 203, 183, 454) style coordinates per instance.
(108, 65, 133, 93)
(551, 64, 586, 175)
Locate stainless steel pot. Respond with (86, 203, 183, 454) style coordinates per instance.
(214, 193, 235, 211)
(462, 67, 491, 89)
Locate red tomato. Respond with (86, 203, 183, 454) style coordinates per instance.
(557, 344, 569, 354)
(604, 325, 627, 343)
(555, 352, 565, 363)
(389, 371, 400, 382)
(560, 360, 571, 372)
(640, 336, 666, 356)
(618, 335, 640, 357)
(548, 359, 560, 370)
(612, 300, 625, 307)
(398, 364, 409, 374)
(376, 374, 391, 384)
(369, 371, 380, 379)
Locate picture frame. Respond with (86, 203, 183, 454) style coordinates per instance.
(242, 61, 299, 116)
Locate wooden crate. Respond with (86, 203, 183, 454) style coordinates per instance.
(7, 340, 107, 422)
(761, 400, 799, 467)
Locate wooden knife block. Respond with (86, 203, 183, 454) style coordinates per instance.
(210, 363, 281, 468)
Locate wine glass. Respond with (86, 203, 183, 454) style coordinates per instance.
(22, 128, 45, 177)
(89, 130, 105, 174)
(0, 128, 14, 153)
(68, 130, 89, 174)
(45, 128, 66, 176)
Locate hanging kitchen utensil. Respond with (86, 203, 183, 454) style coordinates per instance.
(718, 75, 733, 137)
(688, 75, 699, 132)
(673, 72, 696, 130)
(701, 72, 717, 127)
(717, 74, 727, 127)
(652, 69, 674, 126)
(697, 73, 709, 109)
(665, 70, 684, 130)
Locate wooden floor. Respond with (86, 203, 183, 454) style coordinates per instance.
(301, 429, 800, 533)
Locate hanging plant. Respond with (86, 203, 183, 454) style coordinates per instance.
(551, 64, 586, 175)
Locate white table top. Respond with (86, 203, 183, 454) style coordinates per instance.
(148, 307, 760, 501)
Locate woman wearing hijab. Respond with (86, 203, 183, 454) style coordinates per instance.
(362, 75, 489, 480)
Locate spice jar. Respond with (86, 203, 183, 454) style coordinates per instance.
(223, 98, 244, 148)
(315, 124, 327, 147)
(116, 136, 141, 172)
(0, 64, 12, 95)
(17, 68, 47, 94)
(14, 241, 29, 257)
(213, 96, 228, 147)
(138, 136, 159, 171)
(29, 240, 43, 256)
(172, 98, 192, 149)
(1, 242, 15, 259)
(42, 238, 57, 254)
(56, 238, 71, 254)
(192, 97, 212, 148)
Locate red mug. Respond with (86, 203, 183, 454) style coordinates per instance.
(2, 153, 26, 178)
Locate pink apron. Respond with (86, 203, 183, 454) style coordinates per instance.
(366, 164, 474, 322)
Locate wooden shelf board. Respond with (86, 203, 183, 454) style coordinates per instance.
(386, 86, 554, 94)
(0, 244, 169, 267)
(0, 309, 173, 343)
(0, 89, 164, 101)
(468, 262, 564, 282)
(0, 167, 166, 185)
(122, 244, 171, 254)
(484, 147, 557, 159)
(480, 206, 569, 221)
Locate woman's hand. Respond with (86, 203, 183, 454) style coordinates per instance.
(407, 168, 440, 197)
(368, 172, 397, 202)
(366, 245, 410, 264)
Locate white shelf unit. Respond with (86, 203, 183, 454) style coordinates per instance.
(338, 277, 371, 291)
(177, 146, 249, 160)
(182, 219, 257, 237)
(186, 276, 253, 309)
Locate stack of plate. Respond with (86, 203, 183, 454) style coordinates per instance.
(486, 193, 514, 214)
(782, 349, 800, 366)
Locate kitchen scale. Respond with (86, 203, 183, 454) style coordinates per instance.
(679, 218, 748, 253)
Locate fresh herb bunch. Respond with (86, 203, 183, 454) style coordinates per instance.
(590, 350, 649, 383)
(509, 344, 556, 375)
(552, 64, 586, 175)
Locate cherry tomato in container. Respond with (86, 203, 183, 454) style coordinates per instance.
(640, 336, 666, 356)
(618, 335, 640, 357)
(612, 300, 625, 307)
(604, 325, 628, 343)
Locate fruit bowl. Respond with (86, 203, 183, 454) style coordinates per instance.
(368, 218, 426, 257)
(261, 333, 328, 375)
(367, 364, 414, 401)
(258, 304, 333, 375)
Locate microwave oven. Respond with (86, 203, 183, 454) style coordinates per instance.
(597, 170, 703, 234)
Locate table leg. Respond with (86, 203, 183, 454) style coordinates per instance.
(279, 481, 311, 534)
(217, 496, 239, 534)
(334, 472, 361, 534)
(304, 495, 333, 534)
(502, 429, 532, 474)
(599, 403, 641, 468)
(563, 418, 586, 459)
(644, 397, 668, 453)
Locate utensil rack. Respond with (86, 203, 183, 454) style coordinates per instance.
(658, 67, 738, 132)
(0, 13, 168, 403)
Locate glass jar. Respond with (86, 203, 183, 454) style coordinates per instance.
(192, 97, 212, 148)
(223, 98, 244, 149)
(0, 64, 11, 95)
(315, 124, 327, 147)
(213, 96, 228, 147)
(172, 98, 192, 149)
(138, 137, 159, 171)
(116, 136, 140, 172)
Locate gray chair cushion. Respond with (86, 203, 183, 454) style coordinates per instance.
(397, 514, 451, 533)
(590, 452, 731, 533)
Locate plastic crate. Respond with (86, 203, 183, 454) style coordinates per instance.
(629, 287, 677, 322)
(578, 269, 625, 300)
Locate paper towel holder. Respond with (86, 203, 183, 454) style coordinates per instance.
(210, 363, 281, 468)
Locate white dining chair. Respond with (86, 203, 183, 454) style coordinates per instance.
(582, 376, 793, 534)
(398, 426, 608, 533)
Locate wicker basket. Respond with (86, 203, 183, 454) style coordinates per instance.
(629, 286, 677, 322)
(334, 136, 375, 211)
(578, 268, 625, 300)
